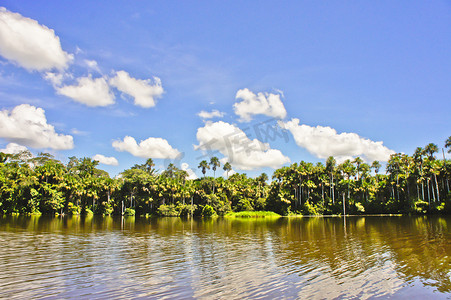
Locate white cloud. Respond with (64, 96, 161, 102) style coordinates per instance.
(233, 88, 287, 122)
(84, 59, 100, 72)
(281, 118, 395, 162)
(198, 109, 225, 119)
(43, 71, 65, 86)
(112, 136, 181, 159)
(56, 75, 115, 107)
(0, 142, 28, 154)
(181, 162, 198, 180)
(0, 104, 74, 150)
(70, 128, 89, 136)
(92, 154, 119, 166)
(195, 121, 290, 170)
(222, 168, 236, 178)
(0, 7, 73, 71)
(109, 70, 163, 108)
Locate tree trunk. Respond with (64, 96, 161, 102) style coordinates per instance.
(416, 179, 419, 200)
(447, 179, 450, 194)
(430, 178, 436, 202)
(396, 174, 399, 202)
(421, 181, 425, 202)
(434, 173, 440, 203)
(332, 174, 335, 204)
(342, 192, 346, 215)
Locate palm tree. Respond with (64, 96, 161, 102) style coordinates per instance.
(353, 157, 364, 180)
(326, 156, 336, 204)
(423, 144, 440, 204)
(371, 161, 381, 175)
(210, 157, 220, 178)
(223, 162, 232, 179)
(413, 147, 426, 201)
(198, 160, 210, 178)
(145, 158, 155, 174)
(424, 143, 438, 160)
(339, 159, 355, 200)
(445, 136, 451, 153)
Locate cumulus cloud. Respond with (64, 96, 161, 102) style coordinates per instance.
(109, 70, 163, 108)
(56, 75, 115, 107)
(112, 136, 181, 159)
(181, 162, 198, 180)
(0, 7, 73, 71)
(0, 142, 28, 154)
(195, 121, 290, 170)
(233, 88, 287, 122)
(92, 154, 119, 166)
(222, 168, 236, 178)
(281, 118, 395, 162)
(0, 104, 74, 150)
(198, 109, 225, 119)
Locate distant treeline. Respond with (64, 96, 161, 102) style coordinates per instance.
(1, 137, 450, 216)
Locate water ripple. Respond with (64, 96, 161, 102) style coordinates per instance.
(0, 216, 450, 299)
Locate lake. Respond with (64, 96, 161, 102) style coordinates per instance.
(0, 215, 450, 299)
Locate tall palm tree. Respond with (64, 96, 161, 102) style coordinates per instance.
(353, 157, 364, 180)
(209, 157, 220, 178)
(145, 158, 155, 174)
(198, 160, 210, 178)
(424, 143, 438, 160)
(223, 162, 232, 179)
(413, 147, 426, 201)
(371, 161, 381, 175)
(339, 159, 355, 200)
(326, 156, 336, 204)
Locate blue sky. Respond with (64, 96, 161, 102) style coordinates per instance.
(0, 1, 450, 178)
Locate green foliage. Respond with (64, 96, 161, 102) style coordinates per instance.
(413, 200, 429, 214)
(82, 208, 93, 215)
(236, 198, 253, 212)
(301, 201, 318, 215)
(178, 204, 197, 217)
(67, 202, 80, 215)
(1, 140, 451, 217)
(225, 211, 280, 218)
(157, 204, 179, 217)
(355, 202, 365, 214)
(254, 198, 266, 211)
(201, 205, 217, 217)
(124, 208, 135, 216)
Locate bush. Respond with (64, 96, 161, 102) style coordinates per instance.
(157, 204, 178, 216)
(124, 208, 135, 216)
(81, 208, 93, 215)
(236, 198, 253, 212)
(94, 201, 113, 215)
(201, 205, 217, 217)
(301, 201, 318, 215)
(225, 211, 281, 218)
(355, 202, 365, 214)
(178, 204, 197, 217)
(413, 200, 429, 214)
(254, 198, 267, 211)
(67, 202, 80, 215)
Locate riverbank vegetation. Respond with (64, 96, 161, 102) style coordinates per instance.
(1, 138, 450, 216)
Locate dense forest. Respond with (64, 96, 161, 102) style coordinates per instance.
(1, 137, 450, 216)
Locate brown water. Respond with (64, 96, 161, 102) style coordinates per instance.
(0, 215, 450, 299)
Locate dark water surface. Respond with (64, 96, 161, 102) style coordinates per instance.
(0, 215, 450, 299)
